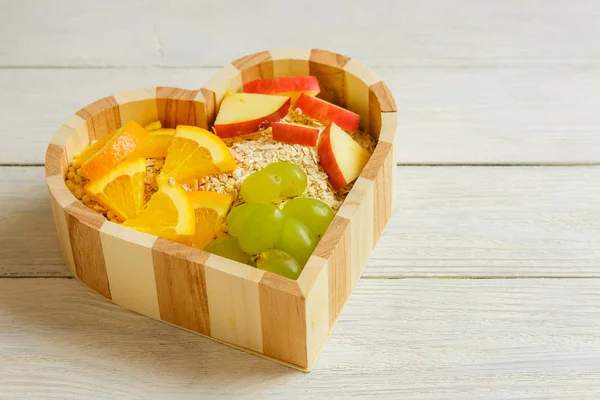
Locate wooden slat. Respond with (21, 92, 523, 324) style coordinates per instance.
(3, 0, 600, 68)
(99, 222, 160, 320)
(389, 66, 600, 164)
(313, 216, 351, 327)
(151, 239, 211, 336)
(64, 201, 111, 299)
(1, 278, 600, 398)
(0, 68, 217, 165)
(5, 67, 600, 165)
(204, 255, 264, 353)
(76, 96, 121, 141)
(3, 166, 600, 278)
(258, 272, 307, 368)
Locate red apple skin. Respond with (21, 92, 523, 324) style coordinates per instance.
(244, 76, 320, 98)
(294, 94, 360, 132)
(272, 122, 319, 146)
(214, 98, 291, 138)
(317, 124, 347, 191)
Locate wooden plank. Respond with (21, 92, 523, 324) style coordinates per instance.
(151, 239, 211, 336)
(204, 255, 264, 353)
(1, 278, 600, 398)
(369, 165, 600, 277)
(99, 222, 160, 320)
(258, 273, 307, 368)
(3, 166, 600, 278)
(0, 68, 217, 165)
(390, 66, 600, 164)
(5, 67, 600, 165)
(3, 1, 600, 68)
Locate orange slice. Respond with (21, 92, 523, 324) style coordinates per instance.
(187, 191, 233, 249)
(129, 128, 176, 159)
(84, 157, 146, 220)
(158, 125, 237, 184)
(123, 184, 195, 242)
(72, 130, 116, 168)
(144, 120, 162, 131)
(82, 121, 148, 181)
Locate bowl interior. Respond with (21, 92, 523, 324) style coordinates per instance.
(201, 48, 396, 140)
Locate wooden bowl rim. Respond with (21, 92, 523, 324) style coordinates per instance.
(45, 49, 398, 296)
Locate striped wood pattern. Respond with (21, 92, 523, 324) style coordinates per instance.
(44, 49, 397, 371)
(204, 255, 264, 353)
(76, 96, 121, 141)
(259, 272, 307, 367)
(152, 239, 211, 336)
(231, 50, 274, 84)
(99, 222, 160, 320)
(64, 201, 111, 299)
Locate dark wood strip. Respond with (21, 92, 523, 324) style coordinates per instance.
(258, 272, 307, 368)
(65, 201, 111, 299)
(152, 239, 211, 336)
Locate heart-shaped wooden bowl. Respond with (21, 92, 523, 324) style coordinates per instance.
(45, 48, 397, 371)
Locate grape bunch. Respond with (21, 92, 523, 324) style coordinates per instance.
(240, 161, 308, 204)
(204, 161, 335, 280)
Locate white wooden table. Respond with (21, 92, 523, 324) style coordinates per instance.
(2, 1, 600, 398)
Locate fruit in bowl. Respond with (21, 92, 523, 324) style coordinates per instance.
(63, 75, 376, 280)
(49, 49, 398, 372)
(243, 76, 320, 104)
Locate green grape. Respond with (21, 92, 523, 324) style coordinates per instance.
(256, 249, 302, 280)
(237, 204, 285, 255)
(204, 237, 250, 265)
(240, 170, 282, 204)
(275, 218, 317, 266)
(282, 198, 334, 237)
(226, 203, 260, 238)
(264, 161, 307, 197)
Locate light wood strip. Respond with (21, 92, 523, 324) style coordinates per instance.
(49, 114, 89, 163)
(270, 48, 311, 77)
(4, 166, 600, 278)
(343, 68, 371, 133)
(113, 87, 158, 128)
(378, 110, 398, 170)
(360, 142, 394, 242)
(99, 222, 160, 320)
(204, 255, 264, 353)
(2, 278, 600, 398)
(372, 144, 394, 242)
(337, 177, 375, 287)
(201, 63, 242, 108)
(44, 144, 67, 178)
(313, 216, 351, 328)
(300, 256, 330, 369)
(151, 239, 211, 336)
(6, 68, 600, 165)
(46, 175, 77, 278)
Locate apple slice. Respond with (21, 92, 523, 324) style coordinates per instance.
(243, 76, 320, 104)
(214, 92, 291, 138)
(294, 93, 360, 133)
(318, 122, 371, 191)
(272, 122, 320, 146)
